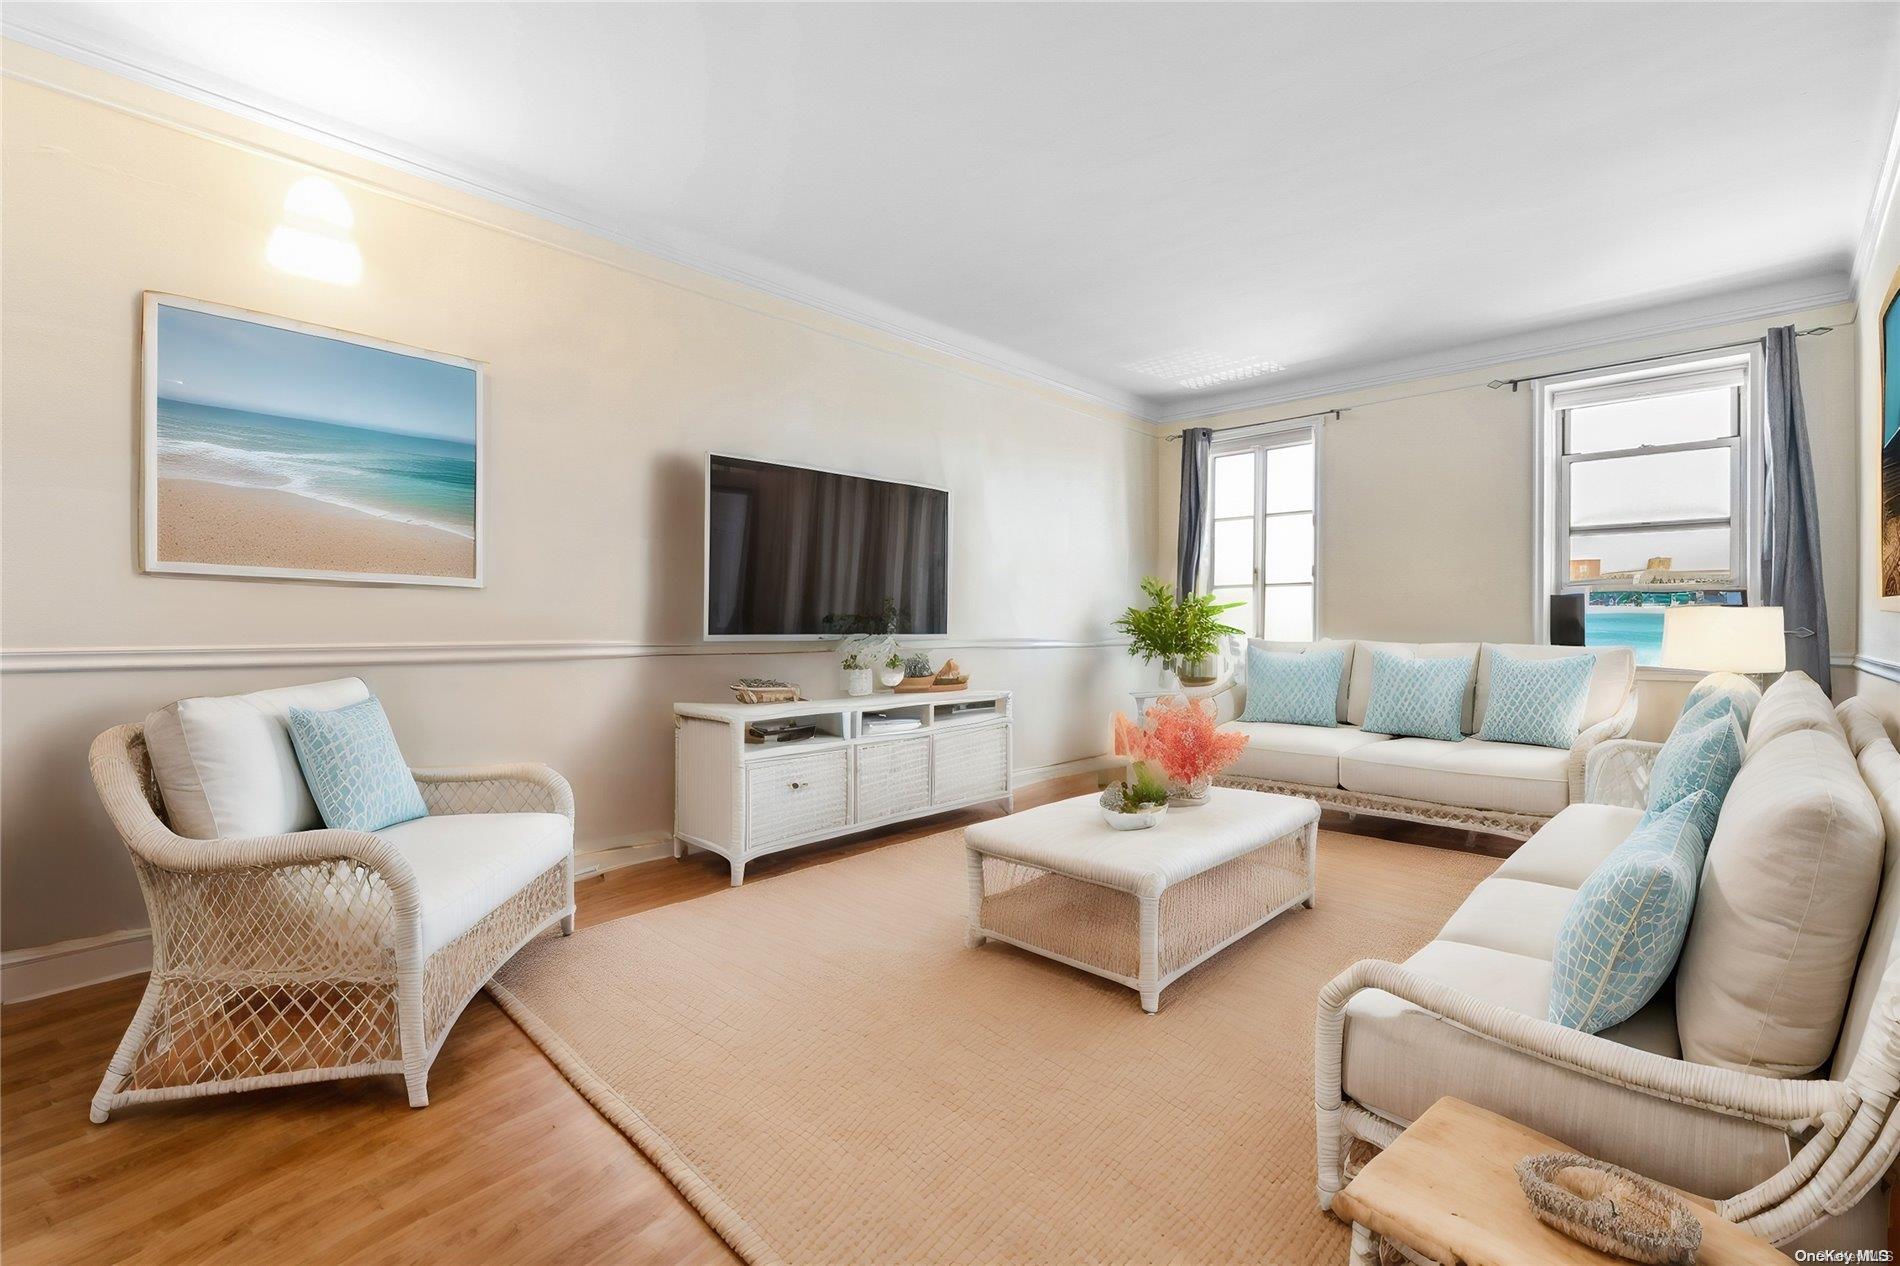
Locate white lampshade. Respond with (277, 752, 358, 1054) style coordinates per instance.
(1660, 606, 1787, 675)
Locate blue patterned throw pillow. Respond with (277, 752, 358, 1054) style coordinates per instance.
(1645, 711, 1743, 843)
(1550, 792, 1711, 1033)
(1477, 649, 1598, 749)
(1360, 650, 1472, 742)
(1239, 644, 1346, 727)
(288, 696, 428, 833)
(1678, 672, 1762, 738)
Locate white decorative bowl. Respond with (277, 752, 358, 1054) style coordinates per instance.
(1102, 805, 1167, 831)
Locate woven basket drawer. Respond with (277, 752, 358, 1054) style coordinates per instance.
(932, 724, 1009, 805)
(747, 749, 849, 850)
(854, 737, 932, 822)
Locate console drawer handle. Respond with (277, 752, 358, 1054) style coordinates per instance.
(788, 780, 807, 790)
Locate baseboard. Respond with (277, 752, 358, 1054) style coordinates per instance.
(1013, 753, 1122, 785)
(1, 927, 153, 1004)
(574, 832, 677, 880)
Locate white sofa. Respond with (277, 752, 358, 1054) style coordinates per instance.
(86, 678, 576, 1120)
(1205, 639, 1637, 839)
(1316, 672, 1900, 1251)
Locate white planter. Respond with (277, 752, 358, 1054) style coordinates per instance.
(1101, 805, 1167, 831)
(843, 668, 873, 697)
(877, 666, 905, 688)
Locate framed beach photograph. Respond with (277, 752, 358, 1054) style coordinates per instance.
(142, 294, 483, 587)
(1885, 267, 1900, 607)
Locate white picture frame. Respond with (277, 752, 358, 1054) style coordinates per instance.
(141, 292, 484, 588)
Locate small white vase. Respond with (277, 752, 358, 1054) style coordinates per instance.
(1169, 776, 1212, 807)
(877, 666, 905, 688)
(843, 668, 873, 697)
(1102, 805, 1167, 831)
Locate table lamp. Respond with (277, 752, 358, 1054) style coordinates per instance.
(1660, 606, 1786, 686)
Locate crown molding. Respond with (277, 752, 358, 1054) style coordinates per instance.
(1151, 275, 1853, 425)
(0, 22, 1154, 423)
(1852, 94, 1900, 296)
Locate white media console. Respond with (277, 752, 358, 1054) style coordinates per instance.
(673, 689, 1014, 884)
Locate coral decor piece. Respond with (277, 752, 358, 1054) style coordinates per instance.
(1114, 700, 1248, 805)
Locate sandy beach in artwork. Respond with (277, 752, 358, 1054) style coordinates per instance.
(157, 478, 477, 579)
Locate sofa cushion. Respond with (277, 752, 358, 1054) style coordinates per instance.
(1832, 698, 1900, 1079)
(1681, 672, 1763, 736)
(1245, 638, 1357, 723)
(1475, 648, 1598, 749)
(288, 696, 428, 833)
(1339, 939, 1792, 1197)
(1548, 792, 1710, 1034)
(1437, 876, 1580, 960)
(1340, 736, 1571, 816)
(1675, 728, 1884, 1076)
(1645, 712, 1743, 843)
(1475, 643, 1634, 734)
(1745, 670, 1844, 758)
(1347, 641, 1480, 732)
(1238, 644, 1347, 727)
(1219, 722, 1390, 787)
(1492, 803, 1644, 889)
(1360, 650, 1473, 742)
(143, 677, 371, 839)
(375, 812, 573, 955)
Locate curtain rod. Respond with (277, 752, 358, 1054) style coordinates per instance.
(1161, 321, 1847, 438)
(1484, 324, 1837, 393)
(1161, 408, 1343, 442)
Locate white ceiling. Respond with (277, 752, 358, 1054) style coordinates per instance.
(9, 3, 1900, 419)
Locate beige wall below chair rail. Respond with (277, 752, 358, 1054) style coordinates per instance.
(0, 57, 1162, 959)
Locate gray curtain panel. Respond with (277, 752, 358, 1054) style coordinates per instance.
(1176, 427, 1214, 598)
(1761, 326, 1831, 692)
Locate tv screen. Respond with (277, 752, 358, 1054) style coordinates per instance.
(705, 455, 948, 639)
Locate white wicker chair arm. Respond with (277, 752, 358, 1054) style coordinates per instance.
(1316, 959, 1855, 1132)
(409, 763, 575, 820)
(1584, 738, 1663, 808)
(1566, 692, 1639, 801)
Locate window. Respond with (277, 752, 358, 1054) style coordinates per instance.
(1535, 352, 1759, 665)
(1206, 426, 1318, 641)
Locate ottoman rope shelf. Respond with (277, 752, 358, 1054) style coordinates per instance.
(964, 787, 1319, 1011)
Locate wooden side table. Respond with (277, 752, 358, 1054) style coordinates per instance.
(1333, 1098, 1789, 1265)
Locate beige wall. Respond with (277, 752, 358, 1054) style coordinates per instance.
(1855, 154, 1900, 731)
(0, 50, 1162, 953)
(1156, 301, 1862, 740)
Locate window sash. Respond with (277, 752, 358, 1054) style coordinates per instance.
(1204, 426, 1318, 640)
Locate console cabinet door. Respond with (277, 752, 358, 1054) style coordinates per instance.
(932, 724, 1009, 805)
(854, 737, 932, 823)
(747, 748, 850, 850)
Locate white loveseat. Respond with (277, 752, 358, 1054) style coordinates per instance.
(1316, 672, 1900, 1251)
(86, 678, 576, 1120)
(1205, 639, 1637, 839)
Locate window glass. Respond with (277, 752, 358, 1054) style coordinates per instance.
(1261, 585, 1314, 641)
(1565, 387, 1734, 454)
(1568, 448, 1730, 528)
(1262, 512, 1314, 584)
(1566, 526, 1732, 580)
(1264, 443, 1314, 513)
(1211, 518, 1254, 587)
(1212, 586, 1254, 640)
(1213, 452, 1254, 518)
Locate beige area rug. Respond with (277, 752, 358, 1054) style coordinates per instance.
(488, 828, 1498, 1265)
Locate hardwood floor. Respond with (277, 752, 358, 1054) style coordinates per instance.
(1, 778, 1512, 1265)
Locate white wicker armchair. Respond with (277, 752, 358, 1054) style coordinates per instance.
(87, 724, 576, 1122)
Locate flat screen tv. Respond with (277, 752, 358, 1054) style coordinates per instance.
(705, 454, 948, 639)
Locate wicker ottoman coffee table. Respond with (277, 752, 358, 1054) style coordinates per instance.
(963, 787, 1319, 1012)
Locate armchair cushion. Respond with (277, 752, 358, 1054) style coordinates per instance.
(289, 697, 428, 833)
(376, 812, 573, 954)
(143, 677, 370, 839)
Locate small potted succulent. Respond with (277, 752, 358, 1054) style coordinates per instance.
(1099, 764, 1170, 830)
(896, 652, 937, 693)
(840, 651, 873, 697)
(878, 651, 906, 690)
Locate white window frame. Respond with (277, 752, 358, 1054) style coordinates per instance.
(1531, 347, 1763, 643)
(1203, 418, 1323, 642)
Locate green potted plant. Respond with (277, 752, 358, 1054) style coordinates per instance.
(878, 651, 906, 690)
(896, 651, 936, 693)
(1111, 577, 1244, 687)
(840, 650, 873, 697)
(1098, 763, 1170, 830)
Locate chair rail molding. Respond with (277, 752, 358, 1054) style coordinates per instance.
(0, 637, 1132, 674)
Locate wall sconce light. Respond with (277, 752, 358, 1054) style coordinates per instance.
(266, 176, 363, 284)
